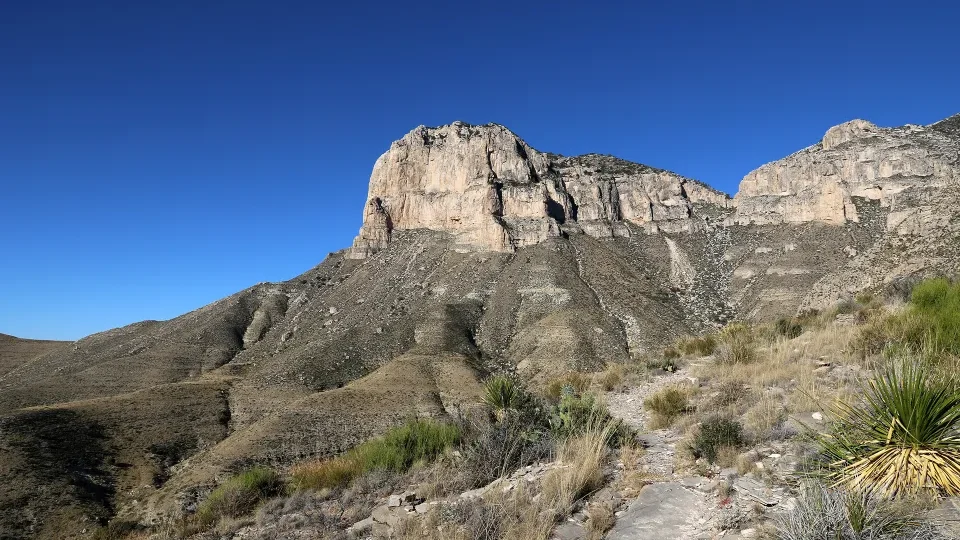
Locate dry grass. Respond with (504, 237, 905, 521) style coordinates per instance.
(644, 385, 693, 428)
(695, 323, 859, 415)
(743, 395, 786, 441)
(614, 444, 657, 498)
(418, 421, 617, 540)
(595, 363, 625, 391)
(585, 502, 616, 539)
(545, 372, 592, 401)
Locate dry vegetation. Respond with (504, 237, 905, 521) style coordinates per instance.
(94, 279, 960, 539)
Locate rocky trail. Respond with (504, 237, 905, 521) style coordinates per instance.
(601, 366, 719, 540)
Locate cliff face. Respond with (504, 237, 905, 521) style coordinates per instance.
(730, 117, 960, 231)
(347, 121, 730, 258)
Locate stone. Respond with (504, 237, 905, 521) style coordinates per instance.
(387, 495, 402, 507)
(414, 502, 433, 514)
(928, 496, 960, 537)
(733, 477, 781, 506)
(346, 516, 374, 534)
(553, 520, 588, 540)
(740, 528, 758, 538)
(371, 504, 401, 527)
(607, 483, 706, 540)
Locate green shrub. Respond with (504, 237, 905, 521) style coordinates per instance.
(775, 317, 803, 339)
(195, 467, 283, 527)
(551, 391, 630, 446)
(775, 483, 948, 540)
(545, 372, 591, 401)
(290, 419, 460, 490)
(644, 386, 691, 428)
(818, 360, 960, 496)
(691, 416, 744, 463)
(462, 413, 554, 488)
(904, 278, 960, 355)
(646, 356, 679, 373)
(856, 278, 960, 359)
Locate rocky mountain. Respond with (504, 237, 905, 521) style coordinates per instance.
(0, 114, 958, 539)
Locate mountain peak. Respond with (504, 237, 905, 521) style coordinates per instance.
(347, 123, 730, 258)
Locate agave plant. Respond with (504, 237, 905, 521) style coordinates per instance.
(819, 360, 960, 495)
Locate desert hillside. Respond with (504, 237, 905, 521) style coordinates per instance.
(1, 114, 959, 539)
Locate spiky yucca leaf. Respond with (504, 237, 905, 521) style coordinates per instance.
(819, 361, 960, 495)
(484, 375, 527, 420)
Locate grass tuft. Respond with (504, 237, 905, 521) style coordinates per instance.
(644, 386, 692, 428)
(194, 467, 283, 529)
(290, 419, 459, 491)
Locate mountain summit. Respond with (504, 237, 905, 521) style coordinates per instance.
(348, 121, 729, 258)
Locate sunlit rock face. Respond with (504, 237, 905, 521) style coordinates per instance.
(347, 121, 730, 258)
(730, 116, 960, 229)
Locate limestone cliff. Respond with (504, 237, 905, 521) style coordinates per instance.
(347, 121, 730, 258)
(730, 116, 960, 230)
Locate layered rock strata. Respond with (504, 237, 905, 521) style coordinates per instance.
(730, 116, 960, 229)
(347, 121, 730, 258)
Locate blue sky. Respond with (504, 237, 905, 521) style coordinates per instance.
(2, 1, 958, 340)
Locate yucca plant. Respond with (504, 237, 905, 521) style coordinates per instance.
(818, 360, 960, 495)
(484, 375, 527, 421)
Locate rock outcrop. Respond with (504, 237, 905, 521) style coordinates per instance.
(730, 116, 960, 228)
(347, 122, 730, 258)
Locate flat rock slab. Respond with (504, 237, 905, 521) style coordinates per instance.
(607, 482, 707, 540)
(733, 477, 781, 506)
(930, 497, 960, 536)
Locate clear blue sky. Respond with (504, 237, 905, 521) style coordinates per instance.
(2, 1, 958, 340)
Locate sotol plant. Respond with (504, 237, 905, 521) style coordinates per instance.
(819, 360, 960, 495)
(484, 375, 530, 420)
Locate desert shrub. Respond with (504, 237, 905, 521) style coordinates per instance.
(289, 419, 459, 490)
(461, 412, 554, 488)
(552, 391, 631, 446)
(691, 416, 744, 463)
(903, 278, 960, 355)
(663, 346, 681, 360)
(818, 360, 960, 495)
(710, 381, 751, 408)
(195, 467, 283, 527)
(855, 278, 960, 359)
(677, 334, 718, 357)
(644, 386, 691, 428)
(595, 364, 625, 391)
(716, 323, 756, 365)
(775, 317, 803, 339)
(775, 482, 947, 540)
(91, 520, 142, 540)
(545, 372, 592, 401)
(646, 356, 679, 373)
